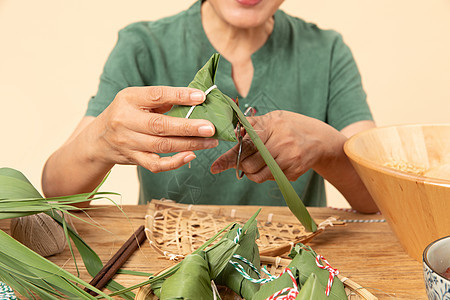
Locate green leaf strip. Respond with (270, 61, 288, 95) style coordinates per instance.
(224, 96, 317, 232)
(0, 229, 111, 299)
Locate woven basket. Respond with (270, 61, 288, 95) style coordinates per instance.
(145, 199, 342, 259)
(135, 255, 377, 300)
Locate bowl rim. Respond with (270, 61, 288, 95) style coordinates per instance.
(344, 123, 450, 186)
(422, 235, 450, 281)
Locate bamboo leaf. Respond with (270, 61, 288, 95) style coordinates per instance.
(0, 168, 133, 299)
(0, 229, 111, 299)
(0, 268, 35, 299)
(296, 273, 329, 300)
(0, 168, 42, 198)
(62, 212, 81, 277)
(0, 175, 42, 200)
(251, 267, 300, 300)
(215, 223, 261, 299)
(117, 270, 153, 277)
(48, 210, 136, 300)
(168, 53, 237, 142)
(224, 95, 317, 232)
(0, 268, 59, 300)
(0, 259, 62, 299)
(159, 252, 214, 299)
(205, 238, 239, 279)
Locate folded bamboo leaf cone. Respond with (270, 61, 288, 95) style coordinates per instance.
(10, 213, 68, 257)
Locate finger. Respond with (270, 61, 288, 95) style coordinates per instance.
(109, 129, 218, 155)
(210, 135, 259, 174)
(238, 137, 259, 161)
(129, 133, 218, 153)
(123, 86, 206, 108)
(134, 151, 197, 173)
(210, 144, 239, 174)
(245, 165, 273, 183)
(239, 151, 267, 174)
(126, 111, 216, 137)
(152, 104, 175, 114)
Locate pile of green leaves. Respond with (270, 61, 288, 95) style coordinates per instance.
(143, 216, 346, 299)
(169, 53, 317, 232)
(125, 209, 261, 299)
(0, 168, 134, 299)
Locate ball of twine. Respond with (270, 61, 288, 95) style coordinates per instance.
(10, 212, 74, 257)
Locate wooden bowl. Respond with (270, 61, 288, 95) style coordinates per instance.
(344, 124, 450, 261)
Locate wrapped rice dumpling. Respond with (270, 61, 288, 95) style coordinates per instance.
(288, 244, 347, 299)
(214, 222, 261, 299)
(168, 53, 237, 142)
(252, 244, 346, 300)
(158, 252, 214, 300)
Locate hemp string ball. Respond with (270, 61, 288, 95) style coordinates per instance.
(10, 213, 71, 257)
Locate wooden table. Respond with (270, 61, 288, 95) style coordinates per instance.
(0, 205, 427, 299)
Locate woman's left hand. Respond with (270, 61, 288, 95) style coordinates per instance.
(210, 110, 346, 183)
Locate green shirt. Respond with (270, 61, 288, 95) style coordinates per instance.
(86, 1, 373, 207)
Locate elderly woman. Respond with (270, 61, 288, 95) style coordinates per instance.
(42, 0, 378, 213)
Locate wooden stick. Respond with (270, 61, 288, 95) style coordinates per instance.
(85, 225, 147, 296)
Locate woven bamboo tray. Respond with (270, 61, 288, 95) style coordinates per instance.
(145, 199, 342, 259)
(135, 255, 377, 300)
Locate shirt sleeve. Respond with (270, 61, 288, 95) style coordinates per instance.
(85, 24, 152, 117)
(326, 34, 373, 131)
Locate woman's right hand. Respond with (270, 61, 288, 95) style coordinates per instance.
(89, 86, 219, 173)
(42, 85, 218, 199)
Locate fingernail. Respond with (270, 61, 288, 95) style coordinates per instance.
(206, 139, 219, 148)
(198, 125, 215, 136)
(184, 154, 196, 163)
(190, 91, 205, 102)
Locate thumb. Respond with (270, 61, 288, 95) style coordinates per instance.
(210, 145, 239, 174)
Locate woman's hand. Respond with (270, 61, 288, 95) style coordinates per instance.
(210, 110, 378, 213)
(210, 110, 345, 183)
(90, 86, 219, 173)
(42, 86, 219, 199)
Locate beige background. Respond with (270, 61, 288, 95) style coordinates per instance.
(1, 0, 449, 207)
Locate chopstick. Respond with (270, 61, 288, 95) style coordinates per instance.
(84, 225, 147, 296)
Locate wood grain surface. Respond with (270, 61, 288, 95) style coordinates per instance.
(344, 124, 450, 261)
(0, 205, 427, 299)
